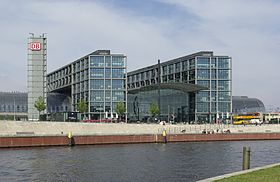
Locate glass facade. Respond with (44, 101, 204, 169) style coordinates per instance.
(195, 56, 231, 122)
(0, 92, 28, 120)
(47, 50, 127, 121)
(127, 51, 232, 123)
(47, 51, 230, 123)
(89, 55, 126, 120)
(47, 93, 71, 113)
(128, 89, 189, 122)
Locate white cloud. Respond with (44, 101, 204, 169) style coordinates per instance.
(160, 0, 280, 106)
(0, 0, 177, 90)
(0, 0, 279, 107)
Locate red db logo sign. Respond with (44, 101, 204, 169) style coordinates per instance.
(30, 42, 41, 51)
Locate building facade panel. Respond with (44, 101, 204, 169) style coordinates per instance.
(27, 35, 47, 121)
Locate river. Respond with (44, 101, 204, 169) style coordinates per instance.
(0, 140, 280, 181)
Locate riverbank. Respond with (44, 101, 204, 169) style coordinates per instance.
(1, 121, 280, 147)
(198, 163, 280, 182)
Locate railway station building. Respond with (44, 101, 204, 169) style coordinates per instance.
(46, 50, 231, 123)
(4, 46, 232, 123)
(46, 50, 127, 121)
(127, 51, 232, 123)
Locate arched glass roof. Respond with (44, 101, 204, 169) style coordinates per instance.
(232, 96, 265, 113)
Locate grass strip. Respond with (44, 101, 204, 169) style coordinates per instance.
(215, 165, 280, 182)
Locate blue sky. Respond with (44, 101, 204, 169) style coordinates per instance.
(0, 0, 280, 109)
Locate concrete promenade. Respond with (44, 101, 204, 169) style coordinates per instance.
(1, 120, 280, 136)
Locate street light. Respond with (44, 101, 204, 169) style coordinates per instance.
(13, 93, 15, 121)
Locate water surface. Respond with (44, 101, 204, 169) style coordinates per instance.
(0, 140, 280, 181)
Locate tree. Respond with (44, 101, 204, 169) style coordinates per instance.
(150, 102, 159, 118)
(115, 102, 126, 122)
(77, 100, 88, 120)
(34, 96, 46, 119)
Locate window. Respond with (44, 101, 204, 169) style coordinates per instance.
(218, 58, 230, 69)
(162, 66, 167, 75)
(211, 70, 216, 79)
(197, 91, 210, 102)
(146, 71, 150, 78)
(197, 102, 210, 112)
(189, 70, 195, 80)
(189, 59, 195, 69)
(175, 62, 181, 72)
(211, 81, 217, 90)
(211, 91, 216, 101)
(141, 72, 145, 80)
(112, 68, 125, 78)
(182, 71, 188, 81)
(211, 102, 217, 112)
(197, 57, 210, 69)
(112, 80, 125, 90)
(90, 56, 104, 67)
(168, 74, 174, 81)
(162, 76, 167, 82)
(218, 80, 230, 91)
(91, 68, 104, 78)
(105, 103, 111, 112)
(218, 102, 230, 112)
(218, 70, 230, 79)
(112, 91, 124, 101)
(91, 91, 104, 102)
(105, 91, 111, 101)
(182, 61, 188, 71)
(197, 80, 210, 88)
(105, 80, 111, 89)
(105, 56, 111, 67)
(105, 68, 111, 78)
(218, 92, 231, 101)
(197, 69, 210, 79)
(90, 102, 104, 112)
(175, 73, 180, 82)
(168, 64, 174, 74)
(211, 58, 216, 68)
(112, 56, 124, 67)
(90, 80, 104, 89)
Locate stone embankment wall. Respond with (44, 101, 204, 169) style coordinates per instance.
(1, 121, 280, 148)
(1, 121, 280, 136)
(1, 133, 280, 148)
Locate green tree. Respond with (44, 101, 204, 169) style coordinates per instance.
(77, 100, 88, 120)
(115, 102, 126, 122)
(34, 96, 46, 118)
(150, 102, 159, 117)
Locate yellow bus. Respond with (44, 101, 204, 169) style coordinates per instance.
(233, 112, 262, 125)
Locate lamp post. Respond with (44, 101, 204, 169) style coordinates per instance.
(157, 59, 161, 121)
(13, 94, 15, 121)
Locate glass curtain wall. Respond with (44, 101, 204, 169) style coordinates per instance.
(196, 57, 231, 123)
(89, 55, 126, 120)
(127, 89, 189, 123)
(0, 92, 28, 120)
